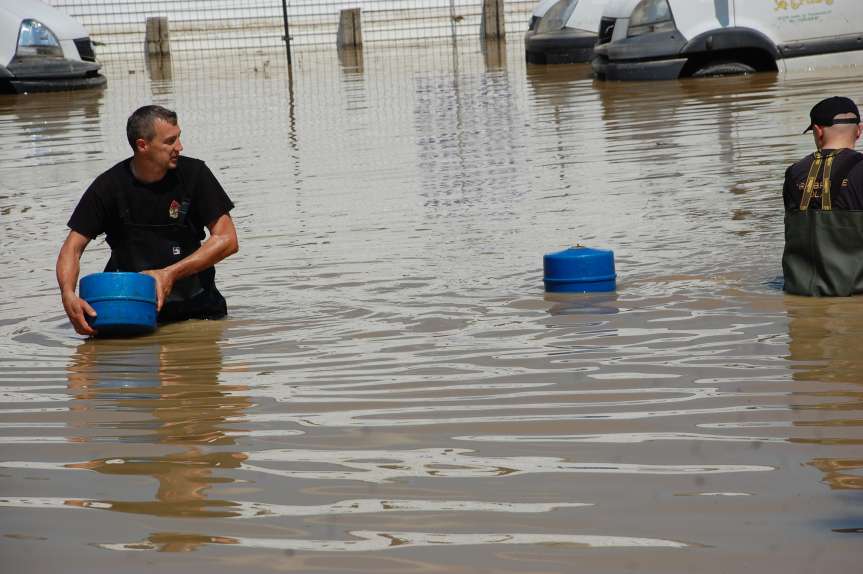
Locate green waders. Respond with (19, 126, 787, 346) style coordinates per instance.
(783, 149, 863, 296)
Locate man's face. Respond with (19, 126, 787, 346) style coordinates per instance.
(139, 118, 183, 169)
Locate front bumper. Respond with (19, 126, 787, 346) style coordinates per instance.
(525, 29, 597, 64)
(1, 74, 107, 93)
(591, 53, 687, 81)
(1, 57, 106, 93)
(592, 28, 687, 81)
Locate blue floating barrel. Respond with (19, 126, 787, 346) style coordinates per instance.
(79, 272, 157, 336)
(544, 246, 616, 293)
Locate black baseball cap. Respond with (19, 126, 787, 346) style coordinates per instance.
(803, 96, 861, 133)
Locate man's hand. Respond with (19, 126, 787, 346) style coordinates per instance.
(61, 290, 97, 336)
(57, 230, 95, 337)
(141, 268, 175, 311)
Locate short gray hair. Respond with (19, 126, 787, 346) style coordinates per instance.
(126, 105, 178, 150)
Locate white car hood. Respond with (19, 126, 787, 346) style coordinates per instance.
(601, 0, 642, 19)
(532, 0, 560, 18)
(567, 0, 610, 33)
(0, 0, 89, 40)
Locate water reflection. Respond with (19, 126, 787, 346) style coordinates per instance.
(65, 321, 251, 549)
(98, 529, 691, 553)
(544, 291, 620, 316)
(0, 88, 104, 170)
(807, 457, 863, 491)
(338, 47, 364, 74)
(415, 54, 523, 213)
(525, 63, 594, 103)
(481, 39, 507, 70)
(0, 81, 103, 121)
(146, 54, 174, 84)
(524, 64, 595, 190)
(592, 72, 781, 174)
(4, 45, 863, 570)
(242, 446, 771, 483)
(785, 296, 863, 491)
(785, 296, 863, 386)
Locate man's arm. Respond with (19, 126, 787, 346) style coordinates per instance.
(57, 230, 97, 336)
(143, 213, 239, 310)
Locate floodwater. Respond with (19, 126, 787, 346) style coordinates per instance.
(1, 41, 862, 573)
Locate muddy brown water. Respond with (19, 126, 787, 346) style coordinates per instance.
(0, 42, 861, 573)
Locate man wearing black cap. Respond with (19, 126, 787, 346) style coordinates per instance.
(783, 96, 863, 211)
(782, 96, 863, 296)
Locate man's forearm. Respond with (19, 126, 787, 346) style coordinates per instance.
(160, 213, 238, 283)
(164, 231, 238, 282)
(57, 231, 97, 335)
(57, 239, 83, 296)
(57, 261, 80, 296)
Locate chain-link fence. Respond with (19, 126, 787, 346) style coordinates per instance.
(46, 0, 535, 62)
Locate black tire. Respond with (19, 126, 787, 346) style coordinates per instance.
(691, 60, 756, 78)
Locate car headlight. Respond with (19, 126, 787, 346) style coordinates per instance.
(16, 19, 64, 58)
(627, 0, 675, 37)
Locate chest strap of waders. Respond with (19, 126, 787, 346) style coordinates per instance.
(799, 150, 841, 211)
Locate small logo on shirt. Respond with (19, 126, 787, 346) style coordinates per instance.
(172, 245, 181, 256)
(169, 200, 181, 219)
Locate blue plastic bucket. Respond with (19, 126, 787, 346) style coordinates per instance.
(79, 272, 157, 336)
(543, 246, 616, 293)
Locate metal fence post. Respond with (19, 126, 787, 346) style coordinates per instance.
(337, 8, 363, 50)
(480, 0, 505, 40)
(281, 0, 292, 66)
(145, 16, 170, 57)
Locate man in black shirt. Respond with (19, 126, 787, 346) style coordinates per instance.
(782, 97, 863, 296)
(57, 105, 239, 335)
(783, 96, 863, 211)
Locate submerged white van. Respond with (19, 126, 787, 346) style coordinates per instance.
(525, 0, 610, 64)
(592, 0, 863, 80)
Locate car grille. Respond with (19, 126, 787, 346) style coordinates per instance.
(598, 17, 615, 45)
(74, 37, 96, 61)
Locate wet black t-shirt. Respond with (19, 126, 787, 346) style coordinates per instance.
(67, 156, 234, 249)
(783, 148, 863, 210)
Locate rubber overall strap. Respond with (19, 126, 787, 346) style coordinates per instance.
(799, 152, 823, 211)
(820, 150, 838, 211)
